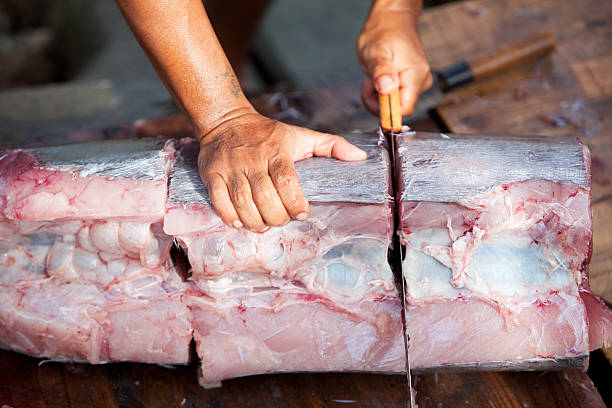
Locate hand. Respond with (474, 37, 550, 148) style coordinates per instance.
(198, 112, 367, 231)
(357, 7, 433, 116)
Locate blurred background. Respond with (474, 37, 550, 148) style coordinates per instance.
(0, 0, 456, 89)
(0, 0, 451, 142)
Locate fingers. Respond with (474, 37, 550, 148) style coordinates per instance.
(363, 67, 433, 117)
(360, 44, 400, 95)
(205, 170, 294, 229)
(398, 69, 419, 116)
(399, 69, 433, 116)
(361, 78, 378, 115)
(228, 173, 266, 231)
(372, 62, 400, 95)
(199, 114, 368, 231)
(269, 157, 310, 221)
(297, 127, 367, 161)
(203, 173, 242, 228)
(246, 169, 290, 226)
(364, 64, 433, 117)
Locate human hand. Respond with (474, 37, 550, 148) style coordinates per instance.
(357, 6, 432, 116)
(198, 112, 367, 231)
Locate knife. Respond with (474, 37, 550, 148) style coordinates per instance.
(409, 31, 556, 119)
(379, 89, 414, 408)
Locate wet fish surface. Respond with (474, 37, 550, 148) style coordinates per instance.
(0, 132, 610, 386)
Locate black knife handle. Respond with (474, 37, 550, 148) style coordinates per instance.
(435, 32, 556, 93)
(437, 61, 473, 91)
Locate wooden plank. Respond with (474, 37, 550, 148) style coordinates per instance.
(570, 55, 612, 99)
(2, 351, 607, 408)
(0, 351, 47, 408)
(414, 371, 606, 408)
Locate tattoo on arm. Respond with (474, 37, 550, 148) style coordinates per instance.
(216, 68, 242, 98)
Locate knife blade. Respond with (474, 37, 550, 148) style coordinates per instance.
(379, 90, 414, 408)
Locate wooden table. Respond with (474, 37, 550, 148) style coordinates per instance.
(1, 350, 607, 408)
(1, 0, 610, 406)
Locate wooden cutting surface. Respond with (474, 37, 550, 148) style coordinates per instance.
(0, 350, 607, 408)
(2, 0, 611, 407)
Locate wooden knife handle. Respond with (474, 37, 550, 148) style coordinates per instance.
(438, 31, 556, 90)
(469, 31, 556, 79)
(379, 89, 402, 133)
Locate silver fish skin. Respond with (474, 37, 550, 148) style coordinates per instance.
(397, 132, 589, 203)
(168, 133, 392, 206)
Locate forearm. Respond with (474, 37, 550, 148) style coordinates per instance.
(368, 0, 422, 23)
(115, 0, 253, 138)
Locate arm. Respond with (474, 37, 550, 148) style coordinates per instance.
(357, 0, 432, 116)
(115, 0, 366, 231)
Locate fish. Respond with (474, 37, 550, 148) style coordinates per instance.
(396, 132, 609, 370)
(0, 138, 192, 365)
(167, 135, 404, 386)
(0, 132, 609, 386)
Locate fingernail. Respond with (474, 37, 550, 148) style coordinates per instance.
(233, 220, 243, 228)
(296, 212, 308, 221)
(377, 75, 393, 93)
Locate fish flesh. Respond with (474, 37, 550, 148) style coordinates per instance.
(0, 138, 176, 222)
(0, 132, 610, 385)
(396, 132, 609, 369)
(0, 139, 192, 364)
(167, 136, 404, 385)
(0, 273, 191, 364)
(0, 135, 404, 380)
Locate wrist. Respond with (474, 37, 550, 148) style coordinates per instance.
(197, 107, 265, 145)
(358, 3, 421, 59)
(368, 0, 421, 24)
(194, 103, 257, 143)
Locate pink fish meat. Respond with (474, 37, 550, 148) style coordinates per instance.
(396, 132, 611, 370)
(0, 131, 610, 386)
(0, 139, 192, 364)
(166, 138, 404, 385)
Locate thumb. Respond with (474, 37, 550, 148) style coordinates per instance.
(295, 128, 367, 162)
(371, 62, 400, 95)
(361, 44, 399, 95)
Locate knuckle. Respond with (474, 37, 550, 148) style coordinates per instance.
(233, 192, 250, 208)
(371, 43, 392, 61)
(284, 195, 306, 214)
(251, 172, 269, 188)
(275, 173, 296, 188)
(210, 186, 227, 200)
(202, 169, 225, 184)
(230, 184, 251, 208)
(270, 158, 290, 173)
(271, 161, 296, 186)
(418, 62, 431, 74)
(401, 93, 413, 105)
(253, 187, 274, 203)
